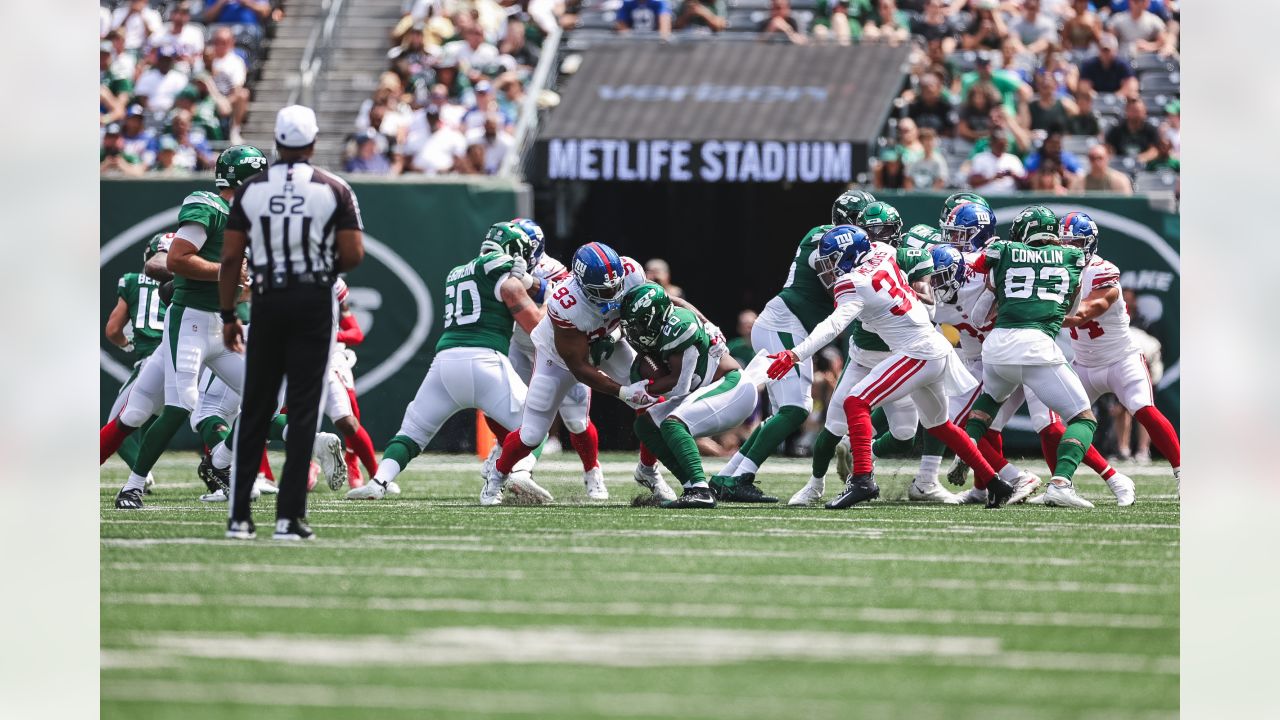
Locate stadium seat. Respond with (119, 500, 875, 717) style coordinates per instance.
(1110, 155, 1139, 174)
(1140, 71, 1180, 95)
(1133, 170, 1178, 193)
(1094, 92, 1125, 120)
(1062, 135, 1097, 155)
(1131, 53, 1179, 76)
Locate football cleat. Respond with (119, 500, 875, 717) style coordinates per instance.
(835, 437, 853, 480)
(661, 485, 717, 509)
(506, 471, 554, 504)
(946, 457, 971, 486)
(1041, 478, 1095, 508)
(583, 466, 609, 500)
(114, 487, 144, 510)
(985, 477, 1015, 508)
(272, 517, 315, 541)
(908, 477, 960, 504)
(1008, 472, 1042, 505)
(200, 488, 229, 503)
(143, 473, 156, 495)
(225, 518, 256, 540)
(254, 473, 279, 495)
(825, 473, 880, 509)
(346, 480, 387, 500)
(788, 477, 826, 506)
(633, 462, 677, 502)
(480, 470, 504, 506)
(312, 432, 347, 491)
(1105, 472, 1137, 507)
(710, 473, 779, 503)
(954, 486, 988, 505)
(480, 443, 501, 482)
(385, 480, 402, 496)
(197, 452, 225, 493)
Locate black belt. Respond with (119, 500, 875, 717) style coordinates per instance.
(253, 270, 333, 293)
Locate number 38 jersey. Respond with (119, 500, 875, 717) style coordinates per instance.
(976, 240, 1086, 338)
(1067, 254, 1140, 368)
(833, 242, 952, 360)
(531, 255, 645, 368)
(435, 251, 519, 354)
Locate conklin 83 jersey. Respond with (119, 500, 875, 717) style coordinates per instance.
(655, 307, 723, 394)
(1067, 254, 1140, 367)
(531, 255, 645, 367)
(979, 240, 1087, 338)
(170, 190, 230, 312)
(850, 245, 935, 353)
(931, 252, 995, 362)
(834, 242, 952, 360)
(511, 254, 572, 356)
(776, 225, 834, 332)
(117, 272, 168, 358)
(435, 251, 520, 354)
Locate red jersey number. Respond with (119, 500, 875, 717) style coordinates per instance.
(1069, 320, 1104, 340)
(553, 286, 576, 310)
(871, 268, 915, 316)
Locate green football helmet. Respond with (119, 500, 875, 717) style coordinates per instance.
(831, 189, 876, 226)
(143, 232, 174, 263)
(620, 282, 673, 351)
(939, 191, 989, 227)
(902, 223, 944, 250)
(1009, 205, 1061, 246)
(480, 221, 535, 264)
(214, 145, 268, 188)
(856, 202, 904, 246)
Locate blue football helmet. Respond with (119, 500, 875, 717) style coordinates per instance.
(928, 244, 967, 304)
(1059, 211, 1099, 259)
(571, 242, 628, 313)
(941, 202, 998, 251)
(814, 225, 872, 289)
(513, 217, 545, 263)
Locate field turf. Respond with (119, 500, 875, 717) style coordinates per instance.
(101, 451, 1179, 719)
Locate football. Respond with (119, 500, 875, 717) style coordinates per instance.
(633, 353, 669, 382)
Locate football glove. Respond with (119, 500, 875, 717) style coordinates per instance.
(618, 380, 659, 409)
(589, 335, 616, 366)
(766, 350, 800, 380)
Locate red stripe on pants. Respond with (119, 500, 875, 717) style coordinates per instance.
(861, 358, 924, 408)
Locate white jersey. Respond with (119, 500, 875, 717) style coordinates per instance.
(1067, 254, 1140, 367)
(511, 254, 571, 357)
(833, 243, 952, 360)
(530, 254, 645, 368)
(931, 251, 996, 363)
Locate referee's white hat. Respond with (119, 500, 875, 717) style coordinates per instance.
(275, 105, 319, 149)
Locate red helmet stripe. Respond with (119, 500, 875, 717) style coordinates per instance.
(586, 242, 618, 281)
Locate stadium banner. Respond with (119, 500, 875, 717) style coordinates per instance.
(100, 177, 526, 449)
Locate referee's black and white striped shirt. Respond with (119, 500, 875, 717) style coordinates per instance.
(227, 160, 363, 289)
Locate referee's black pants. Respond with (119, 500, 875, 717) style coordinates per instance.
(230, 285, 334, 524)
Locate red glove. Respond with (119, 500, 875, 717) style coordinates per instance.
(336, 314, 365, 345)
(766, 350, 799, 380)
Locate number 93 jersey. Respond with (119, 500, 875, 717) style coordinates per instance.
(833, 242, 951, 360)
(979, 240, 1086, 338)
(532, 255, 645, 368)
(435, 251, 520, 354)
(1067, 254, 1140, 367)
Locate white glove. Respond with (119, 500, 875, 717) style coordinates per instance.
(618, 380, 659, 409)
(122, 342, 135, 354)
(703, 321, 725, 346)
(510, 257, 535, 289)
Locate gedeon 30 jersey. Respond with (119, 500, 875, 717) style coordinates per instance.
(931, 250, 996, 363)
(1067, 254, 1140, 367)
(531, 255, 645, 367)
(832, 242, 951, 360)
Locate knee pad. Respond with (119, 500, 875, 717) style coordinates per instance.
(562, 416, 589, 435)
(118, 405, 155, 429)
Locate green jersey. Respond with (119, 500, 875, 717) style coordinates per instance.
(777, 224, 834, 332)
(901, 223, 944, 250)
(435, 251, 519, 354)
(851, 246, 935, 352)
(657, 307, 714, 391)
(983, 240, 1087, 337)
(116, 272, 168, 358)
(170, 190, 230, 312)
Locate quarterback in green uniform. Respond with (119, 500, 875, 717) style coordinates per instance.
(708, 189, 876, 503)
(622, 284, 762, 509)
(112, 145, 268, 509)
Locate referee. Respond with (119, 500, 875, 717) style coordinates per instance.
(219, 105, 365, 540)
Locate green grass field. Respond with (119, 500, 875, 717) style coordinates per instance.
(101, 451, 1179, 720)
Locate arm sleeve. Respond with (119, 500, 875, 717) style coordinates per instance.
(667, 346, 701, 400)
(790, 295, 863, 362)
(336, 314, 365, 345)
(174, 222, 209, 250)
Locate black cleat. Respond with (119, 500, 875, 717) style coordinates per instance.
(197, 452, 227, 493)
(709, 473, 779, 503)
(661, 485, 718, 509)
(272, 517, 316, 540)
(226, 518, 256, 540)
(985, 477, 1015, 508)
(114, 487, 144, 510)
(825, 473, 880, 509)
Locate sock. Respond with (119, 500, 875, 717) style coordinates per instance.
(736, 458, 760, 477)
(742, 405, 808, 467)
(927, 421, 998, 489)
(976, 435, 1008, 472)
(842, 396, 875, 475)
(634, 417, 680, 477)
(660, 418, 705, 486)
(347, 426, 379, 476)
(871, 431, 914, 458)
(963, 393, 1002, 443)
(717, 451, 745, 478)
(1084, 446, 1116, 480)
(129, 405, 190, 476)
(115, 415, 154, 469)
(123, 471, 148, 493)
(197, 415, 230, 453)
(1054, 417, 1098, 482)
(569, 420, 600, 471)
(1134, 406, 1181, 468)
(998, 464, 1021, 482)
(374, 435, 421, 485)
(810, 429, 841, 479)
(984, 430, 1003, 458)
(639, 442, 658, 468)
(1039, 422, 1065, 470)
(100, 418, 137, 465)
(531, 436, 546, 460)
(372, 459, 401, 486)
(259, 449, 274, 481)
(917, 454, 942, 481)
(483, 414, 510, 441)
(737, 422, 764, 459)
(920, 429, 945, 459)
(211, 441, 233, 470)
(495, 429, 536, 475)
(269, 413, 288, 442)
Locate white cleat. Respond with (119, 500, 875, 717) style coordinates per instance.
(946, 457, 971, 487)
(346, 479, 387, 500)
(1026, 493, 1047, 504)
(1105, 472, 1137, 507)
(634, 462, 677, 502)
(385, 480, 402, 497)
(480, 471, 505, 506)
(788, 478, 825, 506)
(200, 486, 260, 502)
(312, 432, 347, 491)
(480, 443, 501, 482)
(954, 487, 988, 505)
(1041, 478, 1095, 508)
(835, 437, 853, 480)
(1008, 472, 1042, 505)
(144, 473, 156, 492)
(507, 470, 554, 504)
(908, 477, 960, 504)
(254, 473, 279, 495)
(583, 466, 609, 500)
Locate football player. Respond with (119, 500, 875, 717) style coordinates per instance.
(106, 145, 268, 509)
(710, 190, 877, 504)
(621, 283, 761, 508)
(1059, 211, 1180, 498)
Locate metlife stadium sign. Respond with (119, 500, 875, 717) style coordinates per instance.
(535, 42, 910, 183)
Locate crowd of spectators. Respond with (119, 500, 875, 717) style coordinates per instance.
(100, 0, 278, 176)
(343, 1, 569, 176)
